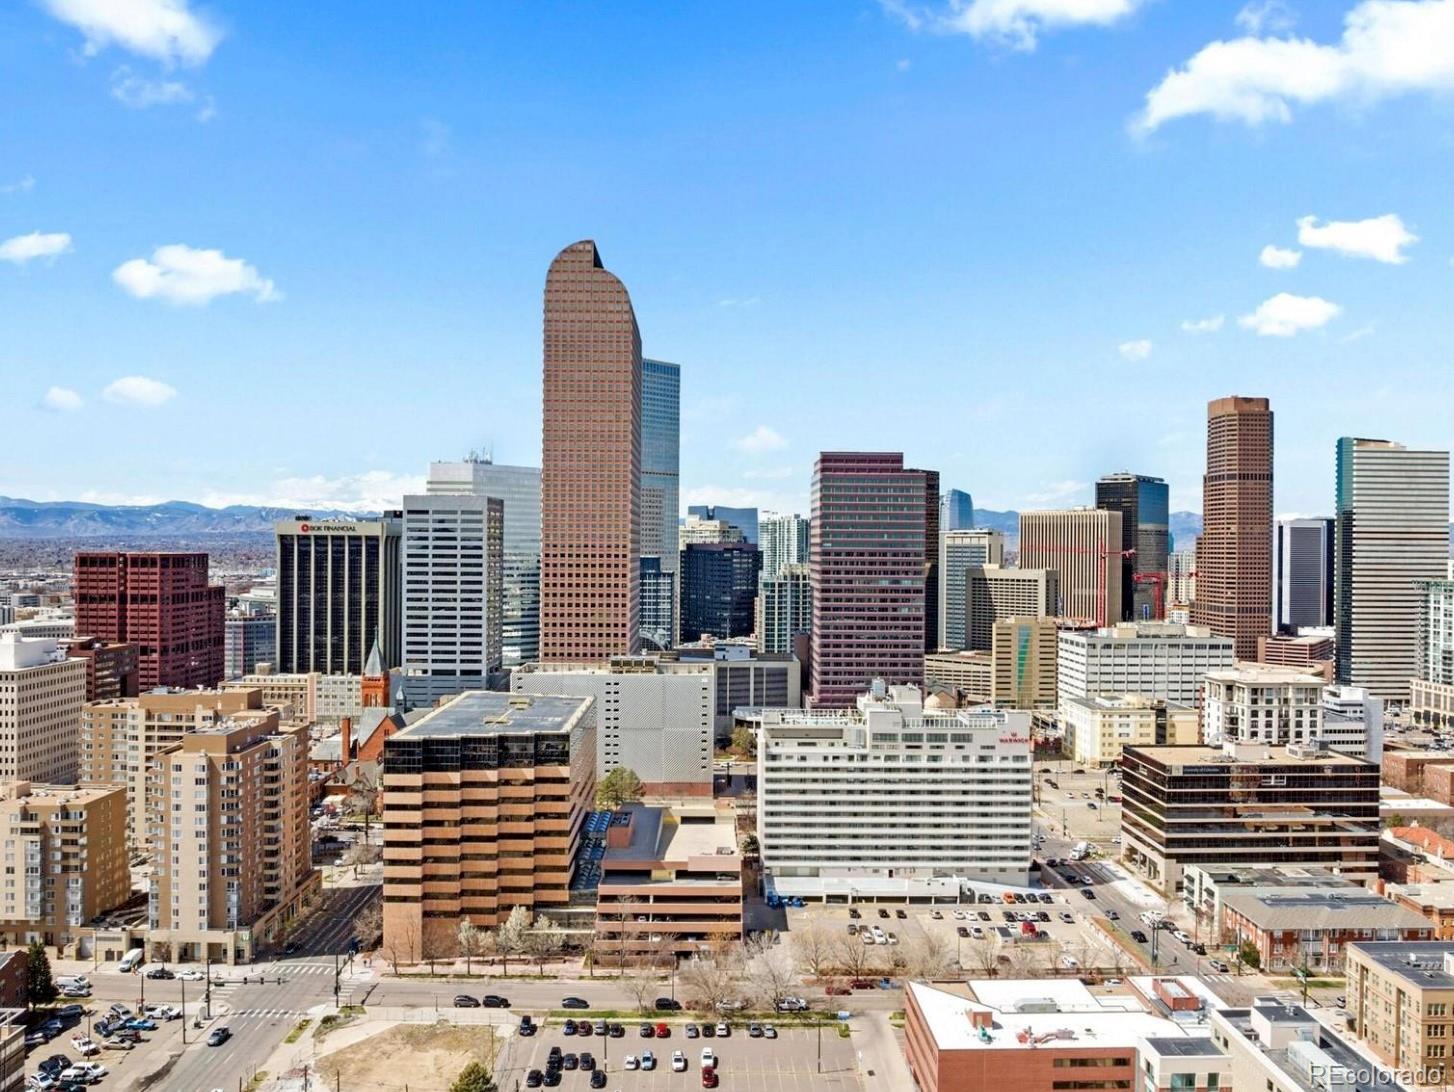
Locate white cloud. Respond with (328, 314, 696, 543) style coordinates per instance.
(39, 387, 83, 412)
(41, 0, 221, 66)
(1, 176, 36, 195)
(102, 375, 178, 407)
(1236, 0, 1296, 34)
(1118, 338, 1153, 361)
(883, 0, 1148, 50)
(1259, 244, 1303, 269)
(112, 244, 279, 305)
(1238, 292, 1342, 336)
(1180, 314, 1225, 333)
(1297, 212, 1418, 263)
(733, 425, 788, 455)
(1025, 479, 1088, 505)
(0, 231, 72, 265)
(1136, 0, 1454, 132)
(198, 470, 427, 513)
(896, 57, 913, 70)
(110, 65, 194, 108)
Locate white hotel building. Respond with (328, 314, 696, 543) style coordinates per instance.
(755, 683, 1032, 900)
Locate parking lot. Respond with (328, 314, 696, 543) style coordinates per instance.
(502, 1021, 862, 1091)
(20, 995, 195, 1091)
(1035, 764, 1124, 846)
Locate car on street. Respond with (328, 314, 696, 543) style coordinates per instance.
(1059, 911, 1074, 923)
(206, 1027, 231, 1047)
(1061, 955, 1080, 968)
(1080, 889, 1096, 900)
(561, 996, 589, 1009)
(1173, 929, 1193, 944)
(453, 995, 480, 1008)
(481, 994, 509, 1008)
(143, 966, 174, 980)
(525, 1072, 543, 1089)
(1130, 930, 1148, 943)
(1105, 909, 1119, 921)
(1210, 960, 1230, 973)
(176, 969, 205, 981)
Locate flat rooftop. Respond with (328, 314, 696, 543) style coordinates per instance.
(604, 805, 738, 863)
(1220, 889, 1433, 931)
(1389, 883, 1454, 909)
(394, 691, 591, 738)
(1126, 744, 1369, 767)
(1347, 941, 1454, 989)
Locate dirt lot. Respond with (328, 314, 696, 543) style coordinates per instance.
(314, 1021, 498, 1090)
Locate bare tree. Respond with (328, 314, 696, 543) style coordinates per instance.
(905, 930, 955, 981)
(678, 946, 745, 1013)
(743, 934, 796, 1011)
(343, 840, 382, 878)
(621, 964, 661, 1014)
(353, 899, 382, 954)
(606, 895, 642, 969)
(524, 918, 565, 976)
(790, 918, 835, 980)
(458, 919, 484, 976)
(384, 917, 420, 975)
(832, 931, 873, 981)
(495, 906, 530, 976)
(966, 937, 1001, 979)
(346, 767, 381, 841)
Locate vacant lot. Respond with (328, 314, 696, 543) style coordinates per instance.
(314, 1021, 498, 1090)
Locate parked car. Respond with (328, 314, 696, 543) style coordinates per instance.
(639, 1023, 654, 1038)
(143, 966, 174, 980)
(715, 1022, 731, 1037)
(655, 1022, 670, 1038)
(623, 1055, 639, 1071)
(776, 997, 808, 1013)
(700, 1047, 718, 1068)
(453, 995, 480, 1008)
(589, 1072, 606, 1089)
(481, 995, 509, 1008)
(655, 997, 682, 1011)
(59, 1064, 105, 1083)
(748, 1023, 763, 1037)
(685, 1023, 699, 1038)
(673, 1050, 688, 1071)
(578, 1052, 595, 1071)
(525, 1072, 543, 1089)
(68, 1038, 98, 1057)
(702, 1070, 719, 1089)
(561, 997, 589, 1009)
(641, 1050, 657, 1071)
(763, 1023, 778, 1039)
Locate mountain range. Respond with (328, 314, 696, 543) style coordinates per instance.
(0, 496, 1207, 545)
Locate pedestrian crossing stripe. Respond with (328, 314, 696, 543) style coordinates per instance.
(232, 1008, 304, 1019)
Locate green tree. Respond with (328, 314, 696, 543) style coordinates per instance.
(739, 833, 760, 860)
(595, 767, 644, 809)
(26, 940, 55, 1006)
(1237, 940, 1261, 971)
(729, 726, 756, 760)
(449, 1060, 497, 1092)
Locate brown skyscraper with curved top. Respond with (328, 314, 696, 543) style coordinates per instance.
(540, 240, 642, 661)
(1192, 395, 1273, 660)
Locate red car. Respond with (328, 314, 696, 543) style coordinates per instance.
(826, 985, 850, 996)
(655, 1023, 670, 1038)
(702, 1069, 719, 1088)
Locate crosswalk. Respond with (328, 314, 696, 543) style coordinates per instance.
(231, 1008, 305, 1020)
(1203, 973, 1235, 983)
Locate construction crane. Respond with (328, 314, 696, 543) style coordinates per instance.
(1030, 544, 1135, 628)
(1133, 571, 1166, 620)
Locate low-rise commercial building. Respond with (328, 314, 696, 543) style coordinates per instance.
(1062, 694, 1198, 767)
(0, 782, 130, 951)
(1220, 888, 1432, 971)
(1346, 941, 1454, 1085)
(513, 658, 713, 796)
(923, 651, 992, 703)
(903, 977, 1222, 1092)
(756, 683, 1032, 899)
(145, 710, 316, 963)
(593, 804, 744, 963)
(1120, 740, 1382, 893)
(1258, 632, 1336, 680)
(1202, 664, 1325, 747)
(1210, 1001, 1392, 1092)
(1412, 678, 1454, 731)
(1387, 884, 1454, 939)
(1057, 623, 1235, 709)
(381, 691, 596, 960)
(1182, 864, 1358, 942)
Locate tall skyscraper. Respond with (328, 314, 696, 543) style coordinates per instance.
(640, 359, 681, 647)
(1094, 472, 1169, 621)
(74, 551, 225, 689)
(809, 452, 928, 708)
(1274, 517, 1334, 631)
(941, 489, 974, 532)
(680, 543, 760, 642)
(917, 468, 940, 654)
(1335, 437, 1450, 702)
(400, 479, 504, 707)
(757, 564, 812, 655)
(1191, 395, 1273, 660)
(1018, 508, 1123, 627)
(274, 517, 401, 675)
(540, 240, 642, 661)
(686, 505, 758, 544)
(939, 530, 1006, 650)
(427, 459, 541, 667)
(759, 512, 810, 577)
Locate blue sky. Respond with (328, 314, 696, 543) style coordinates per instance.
(4, 0, 1453, 518)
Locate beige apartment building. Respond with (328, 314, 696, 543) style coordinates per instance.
(593, 804, 744, 963)
(1018, 507, 1124, 628)
(990, 616, 1058, 711)
(1062, 693, 1198, 766)
(923, 651, 992, 703)
(0, 633, 86, 785)
(0, 782, 129, 951)
(145, 710, 315, 964)
(82, 687, 288, 852)
(381, 691, 596, 962)
(1346, 941, 1454, 1085)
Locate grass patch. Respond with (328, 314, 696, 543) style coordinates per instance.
(837, 1024, 852, 1038)
(243, 1074, 268, 1092)
(1270, 977, 1344, 989)
(284, 1019, 312, 1043)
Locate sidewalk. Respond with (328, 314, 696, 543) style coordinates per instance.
(852, 1012, 910, 1091)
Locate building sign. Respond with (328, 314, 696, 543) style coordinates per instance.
(297, 523, 362, 535)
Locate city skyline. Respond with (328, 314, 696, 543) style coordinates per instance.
(6, 2, 1454, 519)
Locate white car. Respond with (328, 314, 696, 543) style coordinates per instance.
(1061, 955, 1080, 968)
(60, 1063, 106, 1083)
(952, 909, 967, 920)
(176, 969, 205, 981)
(672, 1051, 687, 1072)
(970, 926, 985, 938)
(700, 1048, 717, 1068)
(623, 1054, 639, 1071)
(70, 1036, 99, 1056)
(1173, 930, 1193, 945)
(861, 932, 875, 945)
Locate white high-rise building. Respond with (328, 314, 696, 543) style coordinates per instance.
(756, 563, 811, 656)
(755, 683, 1032, 899)
(401, 468, 504, 706)
(1167, 549, 1196, 607)
(1335, 437, 1450, 703)
(939, 530, 1006, 650)
(759, 512, 810, 578)
(427, 458, 540, 668)
(1320, 685, 1384, 762)
(1056, 622, 1235, 708)
(0, 634, 84, 785)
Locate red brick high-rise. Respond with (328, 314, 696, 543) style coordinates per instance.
(1191, 396, 1273, 660)
(809, 452, 929, 708)
(539, 240, 642, 661)
(73, 552, 225, 690)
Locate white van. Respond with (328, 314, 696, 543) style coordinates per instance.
(56, 975, 88, 990)
(117, 948, 144, 973)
